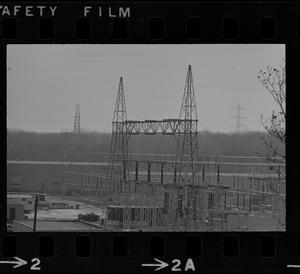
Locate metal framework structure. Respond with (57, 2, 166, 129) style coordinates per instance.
(73, 102, 81, 133)
(63, 151, 286, 231)
(175, 65, 201, 229)
(106, 65, 204, 230)
(230, 104, 247, 132)
(107, 77, 130, 197)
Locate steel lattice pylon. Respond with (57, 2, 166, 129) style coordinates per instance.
(174, 65, 201, 229)
(107, 77, 130, 198)
(73, 102, 80, 133)
(107, 66, 203, 230)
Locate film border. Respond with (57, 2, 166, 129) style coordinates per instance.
(0, 1, 299, 273)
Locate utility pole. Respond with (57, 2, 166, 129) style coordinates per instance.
(33, 194, 39, 232)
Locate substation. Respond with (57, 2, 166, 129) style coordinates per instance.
(60, 66, 285, 231)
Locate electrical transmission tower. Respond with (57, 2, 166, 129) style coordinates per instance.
(73, 102, 80, 133)
(108, 77, 129, 197)
(175, 65, 201, 229)
(230, 104, 247, 132)
(105, 66, 204, 230)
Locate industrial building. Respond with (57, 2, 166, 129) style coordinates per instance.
(7, 159, 284, 199)
(7, 193, 35, 211)
(7, 160, 105, 194)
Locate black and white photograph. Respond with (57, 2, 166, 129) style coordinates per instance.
(6, 44, 285, 232)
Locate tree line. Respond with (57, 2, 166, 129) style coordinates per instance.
(7, 129, 284, 161)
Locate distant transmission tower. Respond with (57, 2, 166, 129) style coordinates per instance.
(108, 77, 129, 196)
(230, 104, 247, 132)
(73, 102, 80, 133)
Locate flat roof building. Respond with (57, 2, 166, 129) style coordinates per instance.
(7, 193, 35, 211)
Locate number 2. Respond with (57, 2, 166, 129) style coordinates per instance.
(30, 258, 41, 271)
(171, 259, 181, 271)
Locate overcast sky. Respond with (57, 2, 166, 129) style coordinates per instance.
(7, 44, 285, 133)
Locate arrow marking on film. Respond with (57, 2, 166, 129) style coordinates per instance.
(0, 257, 27, 269)
(287, 265, 300, 268)
(142, 258, 168, 271)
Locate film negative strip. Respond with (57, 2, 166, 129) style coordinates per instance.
(0, 0, 300, 273)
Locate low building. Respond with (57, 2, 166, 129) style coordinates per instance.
(7, 193, 35, 211)
(7, 202, 24, 221)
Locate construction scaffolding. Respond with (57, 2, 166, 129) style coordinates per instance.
(62, 66, 286, 231)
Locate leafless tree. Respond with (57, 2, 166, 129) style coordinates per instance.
(257, 63, 286, 230)
(258, 64, 285, 164)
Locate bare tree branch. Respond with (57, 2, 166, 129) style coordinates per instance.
(258, 63, 286, 164)
(257, 63, 286, 229)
